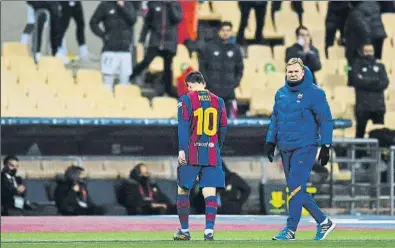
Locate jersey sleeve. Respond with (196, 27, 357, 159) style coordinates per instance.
(218, 98, 228, 148)
(177, 96, 190, 152)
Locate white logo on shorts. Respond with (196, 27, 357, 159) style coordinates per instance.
(209, 142, 215, 148)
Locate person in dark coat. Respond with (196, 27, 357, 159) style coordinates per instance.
(236, 1, 268, 45)
(217, 160, 251, 214)
(116, 163, 175, 215)
(344, 1, 387, 64)
(349, 43, 389, 138)
(130, 1, 183, 97)
(1, 156, 35, 216)
(90, 1, 137, 90)
(272, 1, 303, 28)
(23, 1, 65, 62)
(198, 21, 244, 118)
(54, 165, 106, 215)
(285, 26, 322, 84)
(325, 1, 350, 58)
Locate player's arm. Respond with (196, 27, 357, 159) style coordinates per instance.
(218, 98, 228, 148)
(266, 92, 279, 144)
(311, 89, 334, 145)
(89, 3, 106, 39)
(178, 96, 191, 153)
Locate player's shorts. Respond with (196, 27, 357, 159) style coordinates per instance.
(177, 164, 225, 190)
(101, 51, 132, 76)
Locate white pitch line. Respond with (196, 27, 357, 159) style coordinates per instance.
(308, 219, 395, 224)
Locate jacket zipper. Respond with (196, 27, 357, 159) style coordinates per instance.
(160, 3, 166, 50)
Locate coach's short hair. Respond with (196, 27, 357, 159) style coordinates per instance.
(3, 155, 18, 166)
(185, 71, 206, 84)
(286, 58, 305, 70)
(220, 21, 233, 29)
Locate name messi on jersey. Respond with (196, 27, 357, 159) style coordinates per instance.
(198, 95, 211, 101)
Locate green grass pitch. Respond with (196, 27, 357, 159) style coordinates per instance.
(2, 230, 394, 248)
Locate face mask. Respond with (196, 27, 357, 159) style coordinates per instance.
(140, 176, 150, 184)
(297, 37, 305, 46)
(364, 55, 375, 61)
(8, 168, 17, 176)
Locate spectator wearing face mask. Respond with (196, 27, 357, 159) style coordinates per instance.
(116, 163, 175, 215)
(198, 21, 244, 119)
(349, 43, 389, 138)
(54, 164, 106, 215)
(1, 155, 37, 216)
(285, 26, 322, 84)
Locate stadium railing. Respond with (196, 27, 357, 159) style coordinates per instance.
(326, 139, 394, 215)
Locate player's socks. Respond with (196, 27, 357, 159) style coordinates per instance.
(177, 194, 190, 230)
(205, 196, 218, 230)
(204, 229, 213, 235)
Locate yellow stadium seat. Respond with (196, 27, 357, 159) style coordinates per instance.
(8, 56, 36, 75)
(382, 13, 395, 39)
(273, 46, 286, 61)
(387, 89, 395, 101)
(91, 97, 123, 118)
(323, 74, 347, 88)
(114, 84, 142, 101)
(273, 11, 299, 34)
(328, 99, 346, 118)
(384, 112, 395, 129)
(2, 42, 29, 57)
(382, 59, 392, 75)
(47, 69, 74, 86)
(322, 86, 334, 100)
(82, 84, 114, 101)
(386, 100, 395, 112)
(337, 59, 349, 76)
(250, 90, 275, 116)
(34, 97, 66, 118)
(149, 57, 164, 73)
(18, 69, 46, 86)
(1, 56, 10, 70)
(76, 69, 103, 86)
(302, 12, 324, 31)
(38, 56, 65, 73)
(310, 30, 326, 51)
(63, 97, 95, 118)
(327, 46, 345, 60)
(151, 97, 178, 118)
(123, 97, 154, 118)
(247, 45, 272, 63)
(1, 70, 18, 85)
(5, 97, 37, 117)
(333, 86, 355, 105)
(265, 73, 286, 89)
(177, 44, 190, 59)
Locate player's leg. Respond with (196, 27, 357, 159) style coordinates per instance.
(174, 165, 201, 241)
(200, 165, 225, 241)
(101, 52, 118, 92)
(272, 151, 296, 241)
(21, 5, 36, 45)
(119, 52, 132, 85)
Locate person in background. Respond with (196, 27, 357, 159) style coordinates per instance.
(349, 43, 389, 139)
(217, 160, 251, 214)
(54, 164, 106, 215)
(324, 1, 350, 58)
(285, 26, 322, 84)
(130, 1, 183, 97)
(22, 1, 67, 63)
(116, 163, 175, 215)
(90, 1, 137, 91)
(58, 1, 90, 61)
(198, 21, 244, 119)
(236, 1, 268, 45)
(344, 1, 387, 65)
(271, 1, 303, 27)
(1, 155, 36, 216)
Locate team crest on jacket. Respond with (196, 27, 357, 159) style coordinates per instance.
(227, 50, 234, 57)
(373, 65, 379, 72)
(297, 93, 303, 99)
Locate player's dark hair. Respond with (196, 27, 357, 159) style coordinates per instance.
(185, 71, 206, 84)
(3, 155, 18, 166)
(295, 25, 309, 36)
(220, 21, 233, 29)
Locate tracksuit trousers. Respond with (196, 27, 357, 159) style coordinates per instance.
(280, 145, 327, 232)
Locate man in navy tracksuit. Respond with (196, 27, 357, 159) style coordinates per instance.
(265, 58, 336, 241)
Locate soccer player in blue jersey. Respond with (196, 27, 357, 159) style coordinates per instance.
(173, 71, 228, 241)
